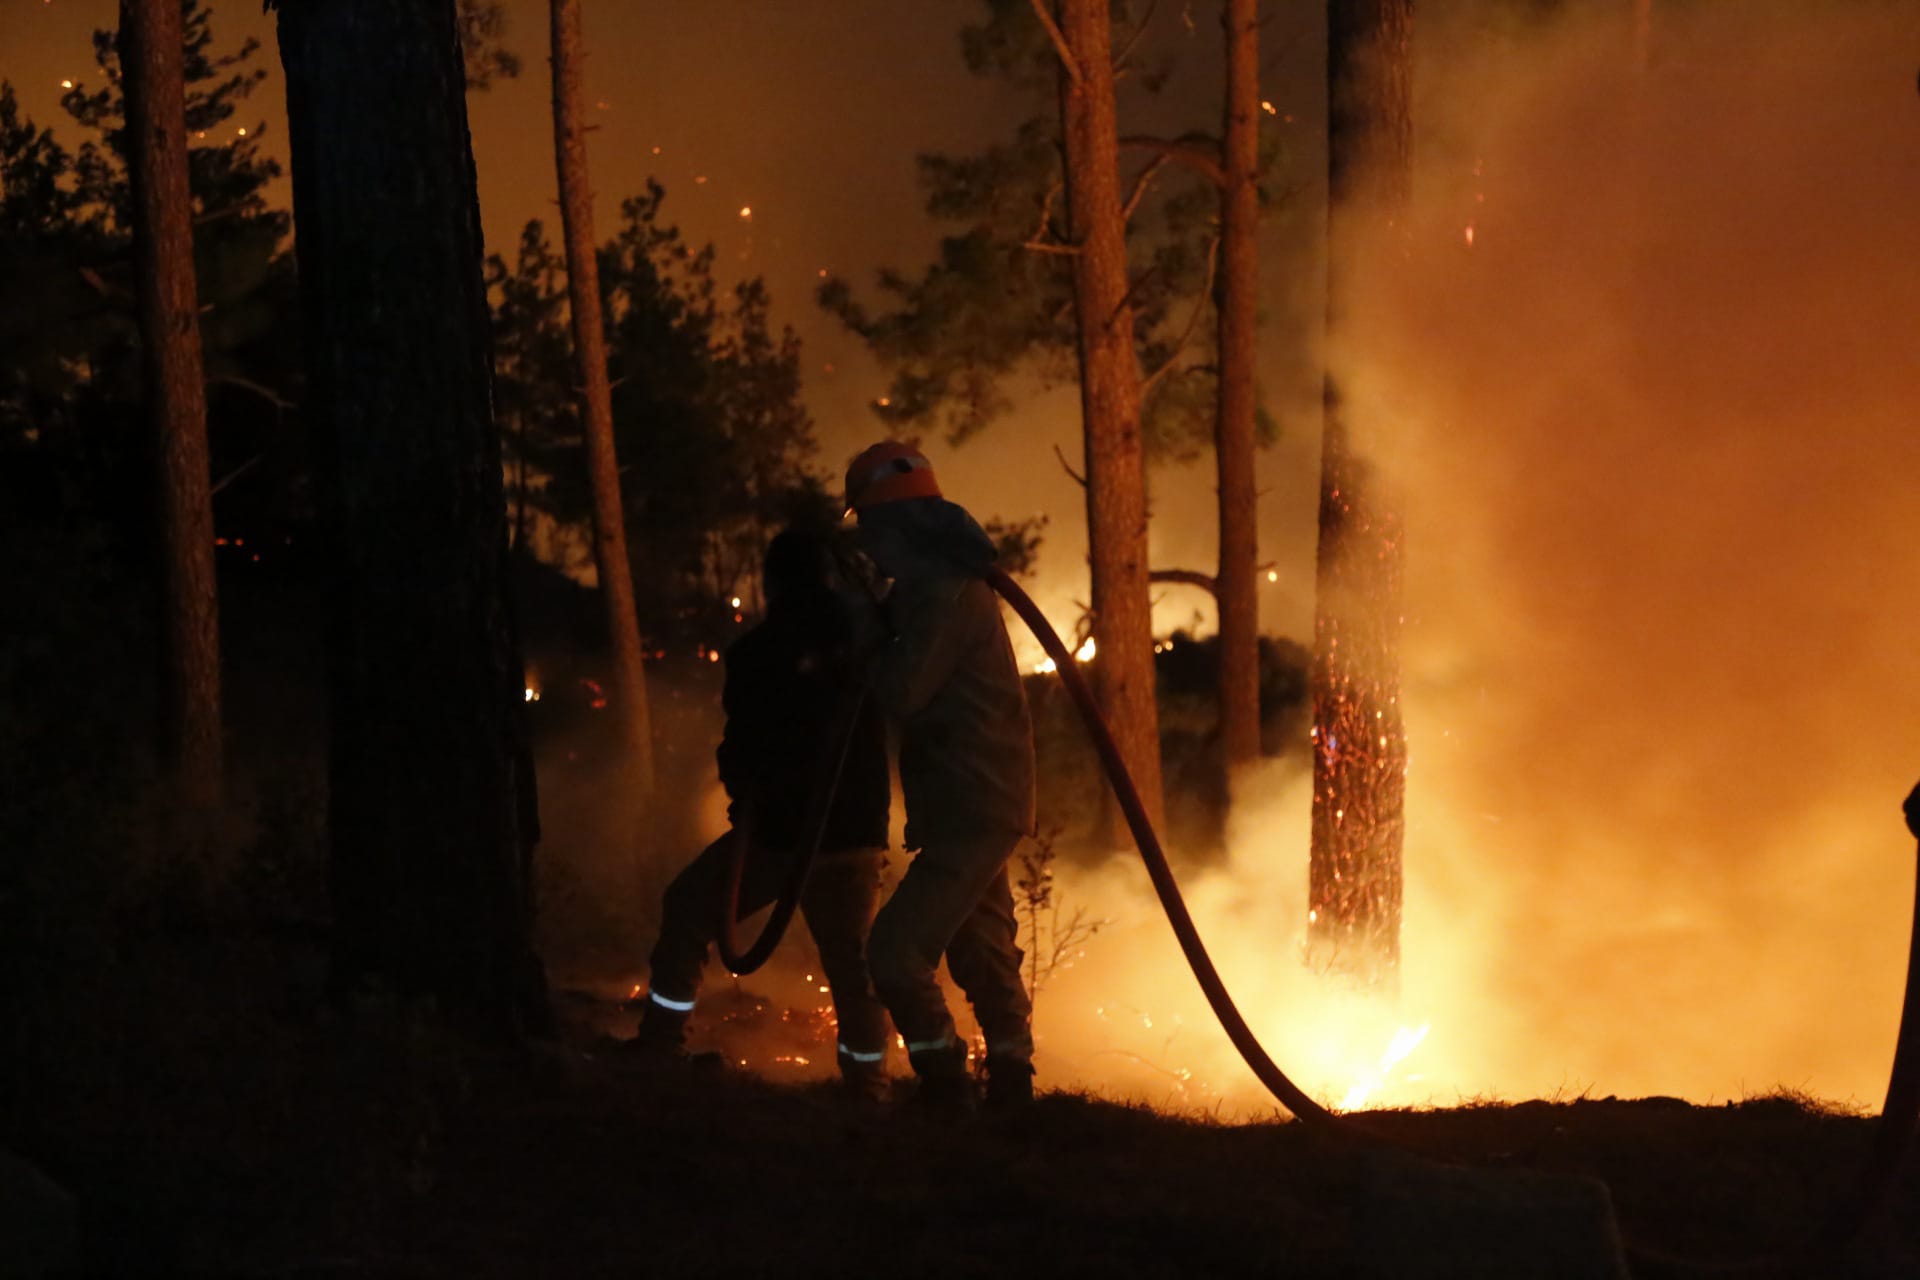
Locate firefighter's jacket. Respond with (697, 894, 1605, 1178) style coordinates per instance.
(853, 499, 1037, 846)
(716, 590, 890, 853)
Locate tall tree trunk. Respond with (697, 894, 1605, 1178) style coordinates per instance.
(549, 0, 655, 810)
(1215, 0, 1263, 781)
(1053, 0, 1165, 835)
(1631, 0, 1652, 69)
(1309, 0, 1412, 983)
(122, 0, 222, 821)
(275, 0, 544, 1035)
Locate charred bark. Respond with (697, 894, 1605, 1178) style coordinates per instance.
(122, 0, 222, 819)
(550, 0, 655, 809)
(1055, 0, 1166, 835)
(1215, 0, 1263, 780)
(275, 0, 544, 1035)
(1309, 0, 1412, 983)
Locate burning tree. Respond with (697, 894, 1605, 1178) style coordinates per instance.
(1308, 0, 1413, 982)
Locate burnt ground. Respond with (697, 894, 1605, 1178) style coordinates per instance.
(9, 953, 1919, 1279)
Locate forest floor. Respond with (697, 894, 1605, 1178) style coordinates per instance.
(9, 951, 1920, 1279)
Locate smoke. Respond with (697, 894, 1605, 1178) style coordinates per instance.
(1020, 0, 1920, 1114)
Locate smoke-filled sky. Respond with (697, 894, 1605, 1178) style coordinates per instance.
(1032, 0, 1920, 1114)
(6, 0, 1917, 1111)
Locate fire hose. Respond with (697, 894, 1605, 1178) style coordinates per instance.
(713, 561, 1920, 1256)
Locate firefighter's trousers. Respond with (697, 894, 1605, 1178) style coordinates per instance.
(867, 826, 1034, 1067)
(647, 832, 893, 1063)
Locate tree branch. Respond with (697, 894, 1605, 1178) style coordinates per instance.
(1140, 234, 1219, 395)
(1120, 134, 1226, 190)
(210, 452, 265, 496)
(1029, 0, 1080, 84)
(1053, 442, 1087, 488)
(1023, 239, 1081, 256)
(1148, 560, 1278, 600)
(1112, 0, 1159, 74)
(1149, 567, 1218, 596)
(1121, 153, 1170, 224)
(208, 372, 296, 411)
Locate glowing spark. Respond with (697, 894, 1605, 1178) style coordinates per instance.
(1464, 223, 1476, 247)
(694, 174, 708, 185)
(651, 145, 662, 155)
(628, 983, 642, 999)
(730, 596, 742, 609)
(707, 650, 720, 664)
(237, 127, 247, 137)
(1260, 100, 1277, 115)
(876, 396, 891, 407)
(738, 205, 752, 219)
(523, 687, 540, 703)
(1266, 569, 1279, 583)
(60, 79, 73, 89)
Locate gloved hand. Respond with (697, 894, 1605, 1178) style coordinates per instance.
(1904, 781, 1920, 839)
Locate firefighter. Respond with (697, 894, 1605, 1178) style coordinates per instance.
(629, 526, 895, 1100)
(842, 441, 1037, 1112)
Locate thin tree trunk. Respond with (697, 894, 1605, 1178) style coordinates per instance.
(276, 0, 544, 1035)
(122, 0, 222, 821)
(1054, 0, 1165, 835)
(1215, 0, 1263, 780)
(1631, 0, 1652, 69)
(550, 0, 654, 808)
(1309, 0, 1412, 983)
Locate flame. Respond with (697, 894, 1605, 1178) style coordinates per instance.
(1338, 1024, 1431, 1111)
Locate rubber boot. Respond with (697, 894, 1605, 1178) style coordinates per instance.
(984, 1057, 1035, 1111)
(837, 1055, 891, 1105)
(632, 1001, 690, 1053)
(906, 1040, 975, 1117)
(613, 1001, 722, 1071)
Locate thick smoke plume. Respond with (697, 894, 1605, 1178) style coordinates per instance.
(1027, 0, 1920, 1114)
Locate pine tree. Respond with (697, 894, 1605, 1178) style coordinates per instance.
(1048, 0, 1165, 833)
(1214, 0, 1263, 780)
(1308, 0, 1413, 983)
(548, 0, 654, 813)
(273, 0, 543, 1033)
(120, 0, 222, 820)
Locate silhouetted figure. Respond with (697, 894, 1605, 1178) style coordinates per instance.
(843, 442, 1037, 1113)
(632, 528, 893, 1098)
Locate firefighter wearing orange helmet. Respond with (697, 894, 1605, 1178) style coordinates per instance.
(842, 441, 1037, 1112)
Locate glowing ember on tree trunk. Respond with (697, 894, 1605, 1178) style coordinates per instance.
(1308, 451, 1408, 984)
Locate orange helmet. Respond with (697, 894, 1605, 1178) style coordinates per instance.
(844, 440, 941, 512)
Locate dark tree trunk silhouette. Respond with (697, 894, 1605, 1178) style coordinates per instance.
(1214, 0, 1262, 780)
(549, 0, 655, 813)
(1047, 0, 1165, 835)
(1309, 0, 1412, 983)
(122, 0, 222, 820)
(275, 0, 544, 1034)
